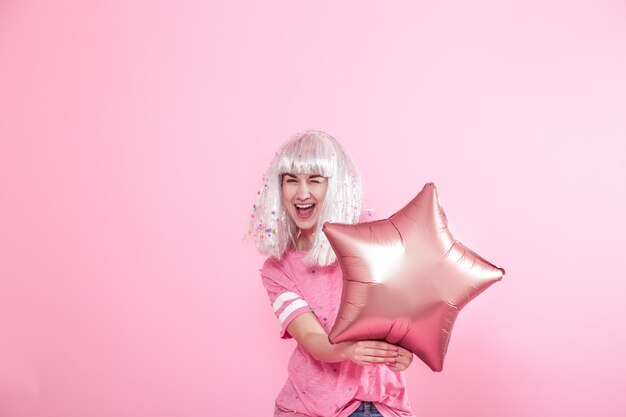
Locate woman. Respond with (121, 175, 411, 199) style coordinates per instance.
(248, 130, 415, 417)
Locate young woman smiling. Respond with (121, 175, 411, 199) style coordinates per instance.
(248, 130, 415, 417)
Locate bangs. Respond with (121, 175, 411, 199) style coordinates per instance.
(277, 132, 337, 178)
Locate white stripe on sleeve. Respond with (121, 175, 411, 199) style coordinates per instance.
(272, 291, 300, 313)
(278, 299, 309, 326)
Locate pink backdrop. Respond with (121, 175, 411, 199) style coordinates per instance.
(1, 0, 625, 416)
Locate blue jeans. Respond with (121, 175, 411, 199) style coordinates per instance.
(348, 402, 383, 417)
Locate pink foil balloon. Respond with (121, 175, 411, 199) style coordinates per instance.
(323, 183, 504, 372)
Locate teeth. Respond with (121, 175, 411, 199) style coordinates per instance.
(295, 204, 314, 209)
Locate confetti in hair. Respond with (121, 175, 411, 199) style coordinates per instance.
(245, 130, 363, 266)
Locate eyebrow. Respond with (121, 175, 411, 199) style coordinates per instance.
(283, 173, 325, 179)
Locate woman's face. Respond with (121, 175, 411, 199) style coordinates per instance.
(281, 172, 328, 232)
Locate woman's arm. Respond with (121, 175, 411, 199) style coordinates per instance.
(286, 312, 399, 365)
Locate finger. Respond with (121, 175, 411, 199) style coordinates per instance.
(394, 352, 414, 369)
(354, 345, 396, 358)
(360, 347, 399, 357)
(394, 355, 410, 367)
(362, 355, 396, 363)
(388, 359, 410, 371)
(358, 341, 399, 351)
(395, 346, 411, 356)
(358, 355, 397, 364)
(394, 347, 412, 361)
(385, 363, 401, 372)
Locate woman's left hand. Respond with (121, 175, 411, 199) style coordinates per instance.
(385, 345, 413, 372)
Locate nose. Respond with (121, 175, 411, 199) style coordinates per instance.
(296, 183, 311, 200)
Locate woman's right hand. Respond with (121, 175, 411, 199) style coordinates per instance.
(340, 340, 399, 366)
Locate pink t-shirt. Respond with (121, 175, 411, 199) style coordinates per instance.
(261, 249, 415, 417)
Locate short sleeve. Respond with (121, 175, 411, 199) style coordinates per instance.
(261, 257, 312, 339)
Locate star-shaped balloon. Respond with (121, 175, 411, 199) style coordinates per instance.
(322, 183, 504, 372)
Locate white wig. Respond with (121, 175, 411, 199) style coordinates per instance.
(246, 130, 363, 266)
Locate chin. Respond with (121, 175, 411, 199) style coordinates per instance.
(297, 222, 317, 231)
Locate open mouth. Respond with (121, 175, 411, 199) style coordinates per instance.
(295, 203, 315, 219)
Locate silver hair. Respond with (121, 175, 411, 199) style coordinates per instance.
(246, 130, 363, 266)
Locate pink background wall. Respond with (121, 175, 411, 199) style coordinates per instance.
(1, 0, 625, 416)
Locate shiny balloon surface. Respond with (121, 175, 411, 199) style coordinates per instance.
(323, 183, 504, 372)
